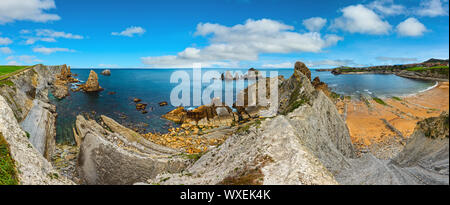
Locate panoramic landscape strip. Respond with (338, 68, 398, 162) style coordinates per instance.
(0, 1, 449, 198)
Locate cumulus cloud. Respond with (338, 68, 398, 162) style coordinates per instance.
(376, 56, 418, 63)
(396, 17, 427, 36)
(417, 0, 448, 17)
(112, 26, 146, 37)
(98, 64, 119, 68)
(141, 19, 342, 68)
(0, 0, 60, 24)
(0, 37, 13, 45)
(367, 0, 406, 16)
(6, 55, 42, 65)
(261, 62, 294, 68)
(33, 47, 75, 54)
(330, 4, 392, 35)
(302, 17, 327, 32)
(0, 47, 12, 54)
(21, 29, 82, 45)
(35, 29, 83, 39)
(306, 59, 356, 67)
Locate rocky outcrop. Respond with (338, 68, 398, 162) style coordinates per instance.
(295, 61, 311, 81)
(101, 69, 111, 76)
(312, 76, 330, 97)
(162, 104, 239, 128)
(337, 112, 449, 185)
(75, 115, 190, 184)
(145, 62, 355, 185)
(146, 61, 448, 185)
(53, 64, 78, 99)
(0, 64, 66, 160)
(80, 70, 103, 92)
(0, 95, 74, 185)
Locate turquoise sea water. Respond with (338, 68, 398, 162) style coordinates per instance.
(50, 68, 436, 144)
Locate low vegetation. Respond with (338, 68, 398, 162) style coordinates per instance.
(391, 96, 402, 101)
(0, 132, 19, 185)
(406, 66, 449, 75)
(0, 80, 14, 87)
(0, 66, 29, 77)
(372, 97, 388, 106)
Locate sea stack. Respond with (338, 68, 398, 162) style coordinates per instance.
(101, 69, 111, 76)
(81, 70, 103, 92)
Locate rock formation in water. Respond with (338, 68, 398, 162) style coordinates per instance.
(101, 69, 111, 76)
(53, 64, 79, 99)
(80, 70, 103, 92)
(311, 76, 330, 97)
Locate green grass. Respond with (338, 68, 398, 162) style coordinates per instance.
(0, 132, 19, 185)
(405, 66, 449, 75)
(391, 96, 402, 101)
(0, 66, 29, 77)
(372, 97, 388, 106)
(0, 80, 14, 87)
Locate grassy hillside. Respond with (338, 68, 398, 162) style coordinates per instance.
(405, 66, 449, 74)
(0, 132, 19, 185)
(0, 65, 29, 76)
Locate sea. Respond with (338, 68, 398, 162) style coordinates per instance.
(50, 68, 436, 144)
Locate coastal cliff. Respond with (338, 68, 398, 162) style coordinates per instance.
(0, 64, 64, 160)
(144, 62, 448, 185)
(0, 64, 74, 184)
(329, 59, 449, 81)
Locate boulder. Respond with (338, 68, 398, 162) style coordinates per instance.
(159, 101, 168, 106)
(101, 69, 111, 76)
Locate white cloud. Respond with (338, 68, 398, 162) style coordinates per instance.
(0, 0, 60, 24)
(35, 29, 83, 39)
(21, 29, 82, 45)
(261, 62, 294, 68)
(302, 17, 327, 32)
(376, 56, 418, 63)
(330, 4, 392, 35)
(98, 64, 119, 68)
(33, 47, 75, 54)
(367, 0, 406, 16)
(0, 47, 12, 54)
(20, 29, 31, 34)
(112, 26, 146, 37)
(25, 37, 57, 45)
(141, 19, 342, 68)
(6, 55, 42, 65)
(306, 59, 355, 67)
(417, 0, 448, 17)
(0, 37, 13, 45)
(396, 17, 427, 37)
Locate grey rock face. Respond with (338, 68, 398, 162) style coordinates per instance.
(0, 64, 63, 160)
(0, 95, 74, 185)
(75, 115, 191, 185)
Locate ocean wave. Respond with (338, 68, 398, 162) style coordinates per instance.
(405, 81, 438, 97)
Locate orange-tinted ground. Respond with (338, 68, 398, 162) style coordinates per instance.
(339, 82, 449, 149)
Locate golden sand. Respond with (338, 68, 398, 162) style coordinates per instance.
(343, 82, 449, 148)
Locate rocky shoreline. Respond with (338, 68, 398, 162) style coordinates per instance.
(0, 63, 448, 185)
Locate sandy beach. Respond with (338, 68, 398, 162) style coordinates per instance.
(339, 81, 449, 157)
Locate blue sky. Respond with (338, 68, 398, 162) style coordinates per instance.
(0, 0, 448, 68)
